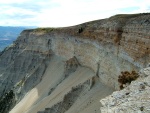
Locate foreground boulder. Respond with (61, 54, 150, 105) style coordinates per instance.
(100, 67, 150, 113)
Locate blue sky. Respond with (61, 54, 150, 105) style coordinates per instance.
(0, 0, 150, 27)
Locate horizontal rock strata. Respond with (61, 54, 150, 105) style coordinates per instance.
(0, 13, 149, 113)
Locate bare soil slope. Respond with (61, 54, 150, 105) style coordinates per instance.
(10, 56, 113, 113)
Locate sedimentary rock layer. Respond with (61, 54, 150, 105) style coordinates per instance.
(0, 13, 149, 113)
(11, 13, 150, 89)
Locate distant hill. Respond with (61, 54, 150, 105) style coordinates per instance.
(0, 26, 35, 51)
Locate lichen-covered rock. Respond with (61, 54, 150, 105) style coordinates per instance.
(100, 67, 150, 113)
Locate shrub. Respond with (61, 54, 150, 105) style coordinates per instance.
(78, 27, 83, 33)
(118, 71, 139, 89)
(0, 90, 16, 113)
(114, 36, 120, 43)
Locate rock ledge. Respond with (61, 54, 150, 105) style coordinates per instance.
(100, 67, 150, 113)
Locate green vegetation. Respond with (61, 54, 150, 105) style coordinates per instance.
(33, 27, 56, 33)
(118, 71, 139, 89)
(23, 27, 59, 33)
(78, 27, 83, 33)
(0, 90, 16, 113)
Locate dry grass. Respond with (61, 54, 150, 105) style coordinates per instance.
(33, 28, 55, 33)
(113, 36, 120, 44)
(109, 13, 149, 20)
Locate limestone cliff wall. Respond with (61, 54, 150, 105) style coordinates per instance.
(0, 13, 149, 99)
(9, 13, 149, 90)
(0, 13, 149, 113)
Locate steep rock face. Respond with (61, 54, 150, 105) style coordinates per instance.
(12, 13, 150, 90)
(0, 13, 149, 113)
(0, 47, 50, 99)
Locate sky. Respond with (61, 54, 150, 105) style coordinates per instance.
(0, 0, 150, 27)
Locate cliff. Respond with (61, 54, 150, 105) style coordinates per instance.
(0, 13, 149, 113)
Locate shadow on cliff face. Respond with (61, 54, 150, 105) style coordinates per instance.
(0, 49, 52, 113)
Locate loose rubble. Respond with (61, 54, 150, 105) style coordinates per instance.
(100, 67, 150, 113)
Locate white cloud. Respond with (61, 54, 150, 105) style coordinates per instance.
(0, 0, 150, 27)
(0, 0, 30, 4)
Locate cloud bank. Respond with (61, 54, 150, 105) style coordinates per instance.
(0, 0, 150, 27)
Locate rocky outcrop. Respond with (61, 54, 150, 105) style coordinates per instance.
(100, 67, 150, 113)
(0, 13, 149, 113)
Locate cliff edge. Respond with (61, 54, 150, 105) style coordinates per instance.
(0, 13, 149, 113)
